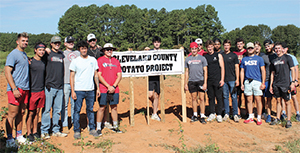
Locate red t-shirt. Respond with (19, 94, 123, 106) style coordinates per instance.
(97, 56, 122, 93)
(188, 49, 207, 56)
(233, 49, 247, 64)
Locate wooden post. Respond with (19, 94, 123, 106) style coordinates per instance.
(146, 77, 150, 125)
(160, 75, 165, 122)
(181, 74, 187, 122)
(129, 77, 134, 126)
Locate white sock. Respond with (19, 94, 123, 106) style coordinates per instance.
(193, 112, 198, 117)
(97, 122, 102, 130)
(249, 113, 254, 119)
(200, 113, 205, 118)
(113, 121, 118, 128)
(257, 115, 261, 120)
(282, 110, 286, 114)
(296, 111, 299, 115)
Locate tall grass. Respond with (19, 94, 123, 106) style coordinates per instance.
(0, 51, 35, 69)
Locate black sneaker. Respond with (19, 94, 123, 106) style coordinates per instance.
(27, 134, 35, 142)
(33, 133, 40, 139)
(286, 120, 292, 128)
(112, 128, 123, 133)
(296, 114, 300, 122)
(280, 114, 287, 121)
(200, 117, 207, 124)
(96, 130, 102, 136)
(190, 116, 198, 122)
(270, 118, 280, 125)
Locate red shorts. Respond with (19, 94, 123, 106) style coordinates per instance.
(28, 90, 45, 110)
(7, 88, 29, 106)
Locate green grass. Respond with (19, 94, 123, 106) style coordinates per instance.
(0, 51, 35, 69)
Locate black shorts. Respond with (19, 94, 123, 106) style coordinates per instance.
(148, 76, 160, 94)
(273, 85, 291, 101)
(236, 85, 243, 95)
(188, 80, 205, 93)
(291, 89, 297, 96)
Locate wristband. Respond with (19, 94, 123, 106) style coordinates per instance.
(112, 86, 116, 89)
(12, 88, 18, 91)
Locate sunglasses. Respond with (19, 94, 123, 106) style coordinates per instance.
(104, 49, 113, 51)
(88, 39, 96, 42)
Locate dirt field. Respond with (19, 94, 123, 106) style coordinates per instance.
(0, 71, 299, 152)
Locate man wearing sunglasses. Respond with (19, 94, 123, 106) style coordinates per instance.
(87, 33, 103, 60)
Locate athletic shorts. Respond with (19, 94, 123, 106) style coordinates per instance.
(98, 93, 119, 106)
(236, 85, 243, 95)
(148, 76, 160, 94)
(244, 79, 263, 96)
(7, 88, 29, 106)
(188, 80, 205, 93)
(272, 85, 291, 101)
(28, 90, 45, 110)
(291, 89, 297, 96)
(263, 81, 273, 98)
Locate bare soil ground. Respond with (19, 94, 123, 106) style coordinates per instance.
(0, 72, 299, 152)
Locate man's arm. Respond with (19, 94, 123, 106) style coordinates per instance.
(70, 70, 77, 100)
(94, 70, 100, 97)
(295, 65, 299, 87)
(269, 71, 274, 94)
(202, 66, 208, 91)
(218, 54, 225, 87)
(260, 66, 266, 90)
(240, 68, 245, 91)
(235, 64, 239, 86)
(290, 67, 296, 91)
(184, 68, 189, 91)
(5, 66, 21, 98)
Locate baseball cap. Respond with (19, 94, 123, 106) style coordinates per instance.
(65, 36, 75, 43)
(87, 33, 96, 41)
(190, 42, 198, 48)
(101, 43, 117, 51)
(51, 36, 61, 43)
(195, 38, 202, 45)
(246, 42, 254, 48)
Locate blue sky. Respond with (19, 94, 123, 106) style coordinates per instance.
(0, 0, 299, 34)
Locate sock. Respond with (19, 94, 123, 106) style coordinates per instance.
(16, 130, 22, 138)
(97, 122, 102, 130)
(113, 121, 118, 128)
(193, 112, 197, 117)
(7, 133, 13, 140)
(249, 113, 254, 119)
(282, 110, 286, 114)
(257, 115, 261, 120)
(297, 111, 299, 115)
(152, 113, 157, 116)
(200, 113, 205, 118)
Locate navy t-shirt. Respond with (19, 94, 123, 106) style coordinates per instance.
(30, 58, 46, 92)
(240, 55, 265, 82)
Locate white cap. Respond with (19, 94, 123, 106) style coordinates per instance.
(195, 38, 202, 45)
(87, 33, 96, 41)
(101, 43, 117, 51)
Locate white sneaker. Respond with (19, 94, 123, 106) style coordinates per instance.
(151, 114, 161, 121)
(234, 115, 240, 122)
(16, 136, 27, 144)
(223, 114, 229, 122)
(52, 132, 67, 137)
(216, 115, 223, 123)
(104, 122, 113, 129)
(6, 139, 17, 148)
(41, 133, 50, 139)
(207, 113, 216, 122)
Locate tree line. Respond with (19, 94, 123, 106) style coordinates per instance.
(0, 4, 299, 55)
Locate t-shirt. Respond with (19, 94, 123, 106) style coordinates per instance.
(233, 49, 247, 64)
(69, 56, 98, 91)
(288, 53, 298, 82)
(204, 52, 221, 81)
(185, 55, 208, 81)
(240, 55, 265, 82)
(45, 50, 64, 89)
(97, 56, 122, 93)
(188, 49, 207, 57)
(258, 53, 271, 82)
(63, 50, 80, 84)
(222, 52, 239, 82)
(270, 54, 294, 87)
(88, 47, 103, 60)
(30, 58, 45, 92)
(266, 52, 277, 82)
(5, 49, 30, 91)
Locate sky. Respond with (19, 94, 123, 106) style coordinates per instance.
(0, 0, 299, 34)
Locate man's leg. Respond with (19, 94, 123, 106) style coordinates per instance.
(222, 82, 230, 116)
(6, 104, 19, 138)
(246, 96, 253, 116)
(152, 91, 159, 115)
(111, 104, 118, 126)
(199, 91, 205, 116)
(207, 81, 215, 116)
(73, 91, 84, 133)
(191, 92, 198, 116)
(275, 98, 282, 119)
(52, 89, 64, 135)
(85, 91, 95, 131)
(41, 88, 54, 135)
(62, 84, 71, 128)
(33, 108, 41, 134)
(26, 110, 36, 135)
(281, 98, 287, 119)
(16, 101, 26, 135)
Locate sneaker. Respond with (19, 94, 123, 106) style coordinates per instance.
(96, 130, 102, 136)
(265, 115, 271, 123)
(41, 133, 50, 139)
(256, 119, 262, 125)
(27, 134, 35, 142)
(244, 118, 254, 124)
(190, 115, 198, 122)
(89, 129, 102, 137)
(280, 113, 287, 121)
(16, 136, 27, 144)
(63, 126, 70, 134)
(200, 117, 207, 124)
(216, 115, 222, 123)
(286, 120, 292, 128)
(234, 115, 240, 122)
(237, 114, 242, 119)
(270, 118, 280, 125)
(52, 132, 67, 137)
(104, 122, 113, 129)
(296, 114, 300, 122)
(6, 139, 17, 148)
(207, 114, 216, 122)
(223, 114, 229, 122)
(112, 128, 123, 133)
(74, 132, 81, 139)
(151, 114, 161, 121)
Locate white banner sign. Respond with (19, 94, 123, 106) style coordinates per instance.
(112, 49, 184, 77)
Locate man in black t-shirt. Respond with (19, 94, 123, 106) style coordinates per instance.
(269, 42, 295, 128)
(87, 33, 103, 60)
(41, 36, 67, 138)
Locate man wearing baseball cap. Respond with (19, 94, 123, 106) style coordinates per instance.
(41, 36, 67, 138)
(188, 38, 207, 56)
(61, 36, 80, 134)
(87, 33, 103, 60)
(240, 42, 266, 125)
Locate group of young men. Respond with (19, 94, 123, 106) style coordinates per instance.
(184, 37, 299, 128)
(5, 32, 122, 148)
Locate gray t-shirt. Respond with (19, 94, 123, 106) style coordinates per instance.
(185, 55, 208, 81)
(63, 50, 80, 84)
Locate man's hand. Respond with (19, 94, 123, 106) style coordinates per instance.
(13, 89, 21, 99)
(45, 48, 51, 54)
(235, 80, 239, 87)
(96, 89, 100, 98)
(202, 83, 207, 91)
(184, 84, 188, 91)
(290, 83, 295, 92)
(241, 84, 245, 91)
(269, 86, 273, 94)
(71, 91, 77, 100)
(219, 80, 224, 87)
(260, 83, 266, 90)
(108, 86, 115, 93)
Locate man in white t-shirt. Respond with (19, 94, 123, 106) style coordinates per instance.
(69, 41, 101, 139)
